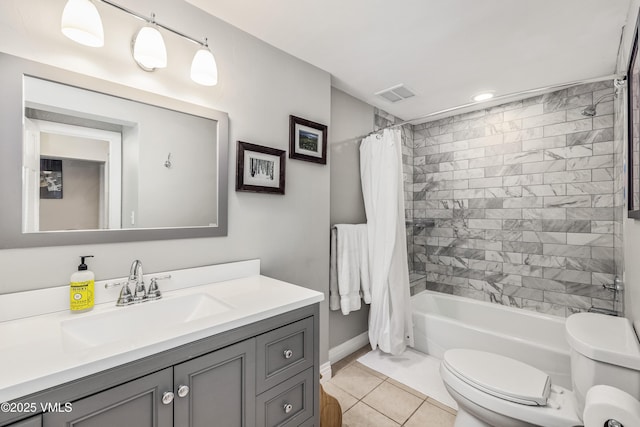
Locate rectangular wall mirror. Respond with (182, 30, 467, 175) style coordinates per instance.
(0, 53, 229, 248)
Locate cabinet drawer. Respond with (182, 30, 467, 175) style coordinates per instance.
(256, 368, 313, 427)
(256, 317, 313, 393)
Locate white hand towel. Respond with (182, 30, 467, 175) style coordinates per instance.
(334, 224, 370, 315)
(329, 227, 341, 311)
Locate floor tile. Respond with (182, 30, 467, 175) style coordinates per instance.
(342, 402, 400, 427)
(322, 381, 358, 413)
(357, 348, 457, 409)
(331, 358, 351, 376)
(362, 381, 423, 424)
(404, 401, 456, 427)
(333, 345, 372, 375)
(386, 377, 428, 400)
(329, 364, 384, 399)
(427, 397, 457, 416)
(353, 361, 388, 380)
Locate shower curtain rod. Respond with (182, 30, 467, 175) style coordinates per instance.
(339, 73, 625, 145)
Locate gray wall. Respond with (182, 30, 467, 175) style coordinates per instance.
(328, 88, 372, 350)
(411, 83, 619, 317)
(0, 0, 331, 365)
(40, 159, 101, 231)
(132, 104, 218, 228)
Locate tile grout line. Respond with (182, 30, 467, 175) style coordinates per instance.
(333, 365, 431, 426)
(331, 350, 456, 425)
(400, 400, 426, 427)
(357, 400, 404, 427)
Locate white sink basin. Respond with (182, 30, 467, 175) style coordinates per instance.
(61, 293, 232, 348)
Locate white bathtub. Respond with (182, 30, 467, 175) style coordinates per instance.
(411, 290, 572, 389)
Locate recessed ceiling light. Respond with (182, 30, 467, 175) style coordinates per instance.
(472, 92, 495, 102)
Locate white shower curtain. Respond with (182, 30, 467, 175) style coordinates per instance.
(360, 128, 413, 355)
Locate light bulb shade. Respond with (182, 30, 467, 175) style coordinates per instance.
(61, 0, 104, 47)
(191, 48, 218, 86)
(472, 92, 495, 102)
(133, 26, 167, 70)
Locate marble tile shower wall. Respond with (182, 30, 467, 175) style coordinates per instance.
(411, 82, 619, 317)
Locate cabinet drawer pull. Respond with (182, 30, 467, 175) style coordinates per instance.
(283, 403, 293, 414)
(177, 385, 190, 398)
(162, 391, 175, 405)
(283, 349, 293, 359)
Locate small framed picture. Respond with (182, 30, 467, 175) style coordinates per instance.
(236, 141, 286, 194)
(289, 115, 328, 164)
(40, 158, 63, 199)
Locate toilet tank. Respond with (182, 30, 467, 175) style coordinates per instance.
(566, 313, 640, 414)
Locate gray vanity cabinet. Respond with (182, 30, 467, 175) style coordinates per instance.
(41, 341, 256, 427)
(1, 304, 319, 427)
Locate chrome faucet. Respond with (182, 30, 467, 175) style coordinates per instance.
(588, 276, 623, 316)
(129, 259, 146, 302)
(105, 260, 172, 306)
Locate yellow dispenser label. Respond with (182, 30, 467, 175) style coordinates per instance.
(70, 280, 94, 311)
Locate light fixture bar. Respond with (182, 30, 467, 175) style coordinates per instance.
(97, 0, 208, 47)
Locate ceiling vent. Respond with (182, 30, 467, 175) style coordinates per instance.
(375, 84, 416, 103)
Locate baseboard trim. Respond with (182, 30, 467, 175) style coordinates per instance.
(328, 331, 369, 364)
(319, 361, 332, 383)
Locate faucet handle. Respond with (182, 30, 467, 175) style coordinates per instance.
(603, 276, 623, 292)
(147, 275, 172, 301)
(105, 281, 134, 306)
(132, 278, 147, 303)
(105, 280, 127, 289)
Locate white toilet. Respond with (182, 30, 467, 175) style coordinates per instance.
(440, 312, 640, 427)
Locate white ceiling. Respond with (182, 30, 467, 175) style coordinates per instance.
(186, 0, 631, 122)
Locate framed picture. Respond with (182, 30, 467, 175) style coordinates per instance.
(236, 141, 286, 194)
(40, 158, 63, 199)
(289, 115, 328, 164)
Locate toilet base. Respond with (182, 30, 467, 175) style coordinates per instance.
(446, 381, 538, 427)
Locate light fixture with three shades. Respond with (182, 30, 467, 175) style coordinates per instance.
(60, 0, 218, 86)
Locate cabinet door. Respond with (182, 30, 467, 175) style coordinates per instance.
(174, 339, 256, 427)
(43, 368, 173, 427)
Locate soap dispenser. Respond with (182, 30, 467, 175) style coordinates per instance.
(70, 255, 95, 313)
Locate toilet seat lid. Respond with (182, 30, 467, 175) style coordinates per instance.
(443, 349, 551, 406)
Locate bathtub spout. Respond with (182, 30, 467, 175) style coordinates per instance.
(587, 306, 620, 316)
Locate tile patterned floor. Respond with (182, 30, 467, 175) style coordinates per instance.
(324, 346, 457, 427)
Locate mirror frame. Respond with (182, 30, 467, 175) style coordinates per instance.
(0, 52, 228, 248)
(628, 13, 640, 219)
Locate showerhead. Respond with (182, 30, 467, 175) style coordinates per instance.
(581, 92, 615, 117)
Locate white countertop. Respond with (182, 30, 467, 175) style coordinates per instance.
(0, 261, 324, 402)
